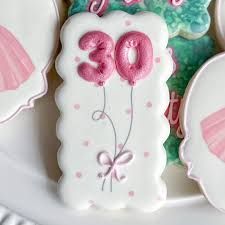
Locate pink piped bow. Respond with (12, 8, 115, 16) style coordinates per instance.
(97, 150, 134, 182)
(201, 107, 225, 162)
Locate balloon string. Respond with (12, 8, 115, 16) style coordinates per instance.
(109, 86, 134, 191)
(92, 86, 118, 192)
(119, 87, 134, 154)
(92, 86, 134, 192)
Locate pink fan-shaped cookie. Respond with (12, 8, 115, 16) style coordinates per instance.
(0, 25, 35, 92)
(201, 107, 225, 162)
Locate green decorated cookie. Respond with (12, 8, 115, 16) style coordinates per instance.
(69, 0, 212, 39)
(166, 36, 216, 164)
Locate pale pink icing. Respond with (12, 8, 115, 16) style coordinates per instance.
(78, 31, 115, 86)
(125, 20, 132, 26)
(165, 91, 184, 138)
(146, 101, 152, 108)
(74, 103, 80, 110)
(0, 25, 35, 92)
(201, 108, 225, 161)
(144, 151, 150, 158)
(97, 150, 134, 182)
(166, 91, 180, 126)
(115, 31, 153, 86)
(75, 172, 82, 178)
(128, 191, 135, 197)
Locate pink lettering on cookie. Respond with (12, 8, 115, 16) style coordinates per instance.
(88, 0, 109, 16)
(169, 0, 185, 7)
(166, 91, 184, 138)
(166, 92, 180, 126)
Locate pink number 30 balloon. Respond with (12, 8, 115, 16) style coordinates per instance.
(115, 31, 153, 86)
(78, 31, 115, 86)
(78, 31, 153, 86)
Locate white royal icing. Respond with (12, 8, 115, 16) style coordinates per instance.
(56, 11, 173, 211)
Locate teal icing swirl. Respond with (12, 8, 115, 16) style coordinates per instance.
(144, 0, 211, 38)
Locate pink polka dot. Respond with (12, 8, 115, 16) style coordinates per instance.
(88, 200, 94, 205)
(74, 104, 80, 110)
(83, 140, 90, 147)
(144, 151, 150, 158)
(157, 195, 164, 201)
(125, 20, 132, 26)
(128, 191, 135, 197)
(75, 172, 82, 179)
(146, 101, 152, 108)
(126, 108, 132, 114)
(75, 56, 81, 63)
(90, 204, 98, 209)
(155, 57, 161, 63)
(118, 143, 123, 150)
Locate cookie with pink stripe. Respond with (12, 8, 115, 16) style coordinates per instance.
(180, 53, 225, 212)
(56, 11, 173, 211)
(0, 0, 59, 122)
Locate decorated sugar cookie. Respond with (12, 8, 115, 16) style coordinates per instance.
(216, 0, 225, 49)
(56, 11, 173, 211)
(68, 0, 216, 165)
(67, 0, 215, 165)
(165, 36, 216, 165)
(0, 0, 59, 122)
(180, 53, 225, 212)
(69, 0, 211, 39)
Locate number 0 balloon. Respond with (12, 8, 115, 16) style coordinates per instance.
(115, 31, 153, 86)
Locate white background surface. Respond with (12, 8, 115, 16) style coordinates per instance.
(0, 0, 224, 224)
